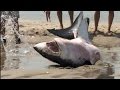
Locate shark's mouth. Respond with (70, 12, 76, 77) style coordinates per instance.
(46, 40, 61, 53)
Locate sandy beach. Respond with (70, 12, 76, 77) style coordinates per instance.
(1, 20, 120, 79)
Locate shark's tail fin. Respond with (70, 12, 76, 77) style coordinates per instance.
(69, 11, 83, 30)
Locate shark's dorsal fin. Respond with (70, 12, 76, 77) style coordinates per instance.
(76, 18, 91, 43)
(69, 11, 83, 30)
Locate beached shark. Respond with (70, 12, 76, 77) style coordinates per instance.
(34, 12, 100, 67)
(47, 11, 89, 39)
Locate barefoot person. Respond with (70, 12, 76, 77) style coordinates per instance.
(44, 11, 51, 22)
(44, 11, 74, 29)
(1, 11, 21, 44)
(57, 11, 74, 29)
(94, 11, 114, 35)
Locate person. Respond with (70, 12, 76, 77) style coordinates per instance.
(44, 11, 74, 29)
(0, 11, 21, 44)
(57, 11, 74, 29)
(44, 11, 51, 22)
(94, 11, 114, 35)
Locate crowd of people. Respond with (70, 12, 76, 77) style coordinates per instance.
(0, 11, 114, 44)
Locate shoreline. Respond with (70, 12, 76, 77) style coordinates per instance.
(19, 19, 120, 29)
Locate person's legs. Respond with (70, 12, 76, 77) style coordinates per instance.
(94, 11, 100, 34)
(47, 11, 51, 22)
(46, 11, 51, 22)
(108, 11, 114, 33)
(46, 12, 48, 22)
(68, 11, 74, 25)
(57, 11, 63, 29)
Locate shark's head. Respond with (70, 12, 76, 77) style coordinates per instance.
(33, 38, 79, 67)
(34, 38, 91, 67)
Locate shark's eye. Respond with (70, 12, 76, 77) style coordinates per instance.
(46, 41, 59, 52)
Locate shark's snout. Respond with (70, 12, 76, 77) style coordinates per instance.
(33, 42, 46, 53)
(33, 46, 39, 52)
(33, 41, 61, 55)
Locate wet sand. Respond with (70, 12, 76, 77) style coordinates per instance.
(1, 20, 120, 79)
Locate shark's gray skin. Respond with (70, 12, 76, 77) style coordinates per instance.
(47, 12, 89, 39)
(34, 13, 100, 67)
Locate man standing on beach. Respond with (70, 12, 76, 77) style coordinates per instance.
(44, 11, 74, 29)
(44, 11, 51, 22)
(57, 11, 74, 29)
(0, 11, 21, 44)
(94, 11, 114, 35)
